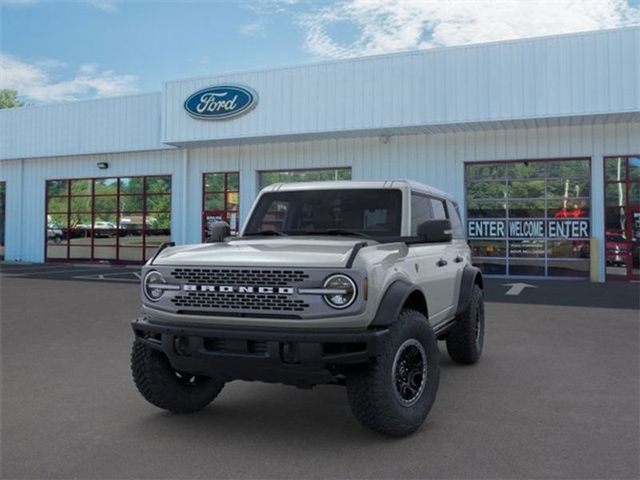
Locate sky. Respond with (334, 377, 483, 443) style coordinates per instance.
(1, 0, 639, 104)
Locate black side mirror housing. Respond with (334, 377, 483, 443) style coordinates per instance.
(206, 221, 231, 243)
(417, 219, 452, 243)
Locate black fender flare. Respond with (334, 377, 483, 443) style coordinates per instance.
(370, 280, 426, 327)
(455, 265, 483, 316)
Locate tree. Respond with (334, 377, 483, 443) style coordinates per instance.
(0, 89, 25, 109)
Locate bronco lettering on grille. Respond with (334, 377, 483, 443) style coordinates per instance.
(183, 285, 295, 294)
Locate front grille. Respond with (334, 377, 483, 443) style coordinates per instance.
(171, 268, 309, 286)
(171, 292, 310, 312)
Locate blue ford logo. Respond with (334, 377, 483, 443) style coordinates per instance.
(184, 85, 257, 120)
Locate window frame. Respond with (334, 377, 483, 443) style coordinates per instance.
(464, 157, 592, 278)
(202, 171, 240, 240)
(44, 175, 171, 264)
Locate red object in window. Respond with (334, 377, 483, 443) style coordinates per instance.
(554, 207, 585, 218)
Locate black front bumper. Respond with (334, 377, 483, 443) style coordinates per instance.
(131, 317, 389, 387)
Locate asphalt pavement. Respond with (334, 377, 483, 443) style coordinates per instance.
(1, 265, 639, 479)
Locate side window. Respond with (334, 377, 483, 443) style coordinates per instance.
(446, 200, 465, 239)
(430, 198, 447, 220)
(411, 194, 433, 235)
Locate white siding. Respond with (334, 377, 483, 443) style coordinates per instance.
(163, 28, 640, 145)
(2, 121, 638, 280)
(0, 93, 167, 161)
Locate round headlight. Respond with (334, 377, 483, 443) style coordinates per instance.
(323, 274, 357, 309)
(143, 270, 166, 302)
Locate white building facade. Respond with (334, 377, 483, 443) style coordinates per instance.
(1, 27, 639, 281)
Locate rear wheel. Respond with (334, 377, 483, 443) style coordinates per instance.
(446, 284, 484, 364)
(346, 309, 440, 437)
(131, 340, 225, 413)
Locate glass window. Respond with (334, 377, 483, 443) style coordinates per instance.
(508, 200, 545, 218)
(548, 159, 590, 178)
(202, 172, 241, 238)
(258, 168, 352, 189)
(446, 201, 465, 239)
(430, 199, 447, 220)
(94, 178, 118, 195)
(606, 183, 626, 206)
(47, 180, 68, 197)
(468, 240, 506, 257)
(410, 194, 432, 234)
(548, 199, 590, 218)
(120, 195, 144, 214)
(605, 157, 626, 181)
(466, 182, 506, 200)
(466, 164, 506, 181)
(547, 179, 590, 198)
(70, 197, 92, 213)
(204, 173, 225, 192)
(70, 179, 92, 196)
(94, 196, 117, 212)
(465, 158, 591, 278)
(245, 189, 401, 238)
(120, 177, 143, 194)
(467, 200, 506, 219)
(548, 240, 589, 259)
(145, 176, 171, 194)
(507, 180, 545, 198)
(45, 176, 171, 263)
(47, 197, 68, 213)
(204, 193, 224, 211)
(507, 161, 546, 179)
(509, 240, 546, 258)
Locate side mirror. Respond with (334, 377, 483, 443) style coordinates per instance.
(206, 221, 231, 243)
(417, 219, 452, 243)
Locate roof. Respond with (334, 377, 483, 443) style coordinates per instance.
(260, 179, 456, 202)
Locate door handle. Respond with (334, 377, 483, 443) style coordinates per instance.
(436, 258, 448, 267)
(454, 256, 464, 263)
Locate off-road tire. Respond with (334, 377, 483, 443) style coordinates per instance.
(131, 340, 225, 413)
(446, 284, 484, 364)
(346, 309, 440, 437)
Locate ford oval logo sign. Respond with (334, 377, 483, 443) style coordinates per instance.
(184, 85, 257, 120)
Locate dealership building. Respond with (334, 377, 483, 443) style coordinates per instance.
(1, 27, 638, 281)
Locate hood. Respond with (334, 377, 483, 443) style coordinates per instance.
(151, 237, 368, 268)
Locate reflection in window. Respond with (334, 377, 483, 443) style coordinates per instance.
(202, 172, 240, 236)
(465, 158, 591, 277)
(45, 175, 171, 263)
(258, 168, 351, 189)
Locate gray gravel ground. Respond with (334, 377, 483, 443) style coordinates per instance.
(1, 271, 638, 479)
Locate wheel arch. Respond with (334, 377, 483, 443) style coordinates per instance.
(455, 265, 483, 316)
(370, 280, 429, 327)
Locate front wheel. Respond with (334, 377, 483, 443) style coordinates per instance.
(346, 309, 440, 437)
(131, 340, 225, 413)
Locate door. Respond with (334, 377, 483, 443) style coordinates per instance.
(409, 195, 458, 324)
(604, 156, 640, 281)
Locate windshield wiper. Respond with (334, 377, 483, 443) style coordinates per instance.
(243, 230, 288, 237)
(309, 229, 372, 239)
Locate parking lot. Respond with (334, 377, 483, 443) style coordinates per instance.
(1, 263, 639, 479)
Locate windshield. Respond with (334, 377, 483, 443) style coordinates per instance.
(244, 189, 402, 238)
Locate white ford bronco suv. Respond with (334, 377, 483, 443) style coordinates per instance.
(131, 180, 484, 436)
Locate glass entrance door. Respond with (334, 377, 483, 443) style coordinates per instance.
(604, 156, 640, 281)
